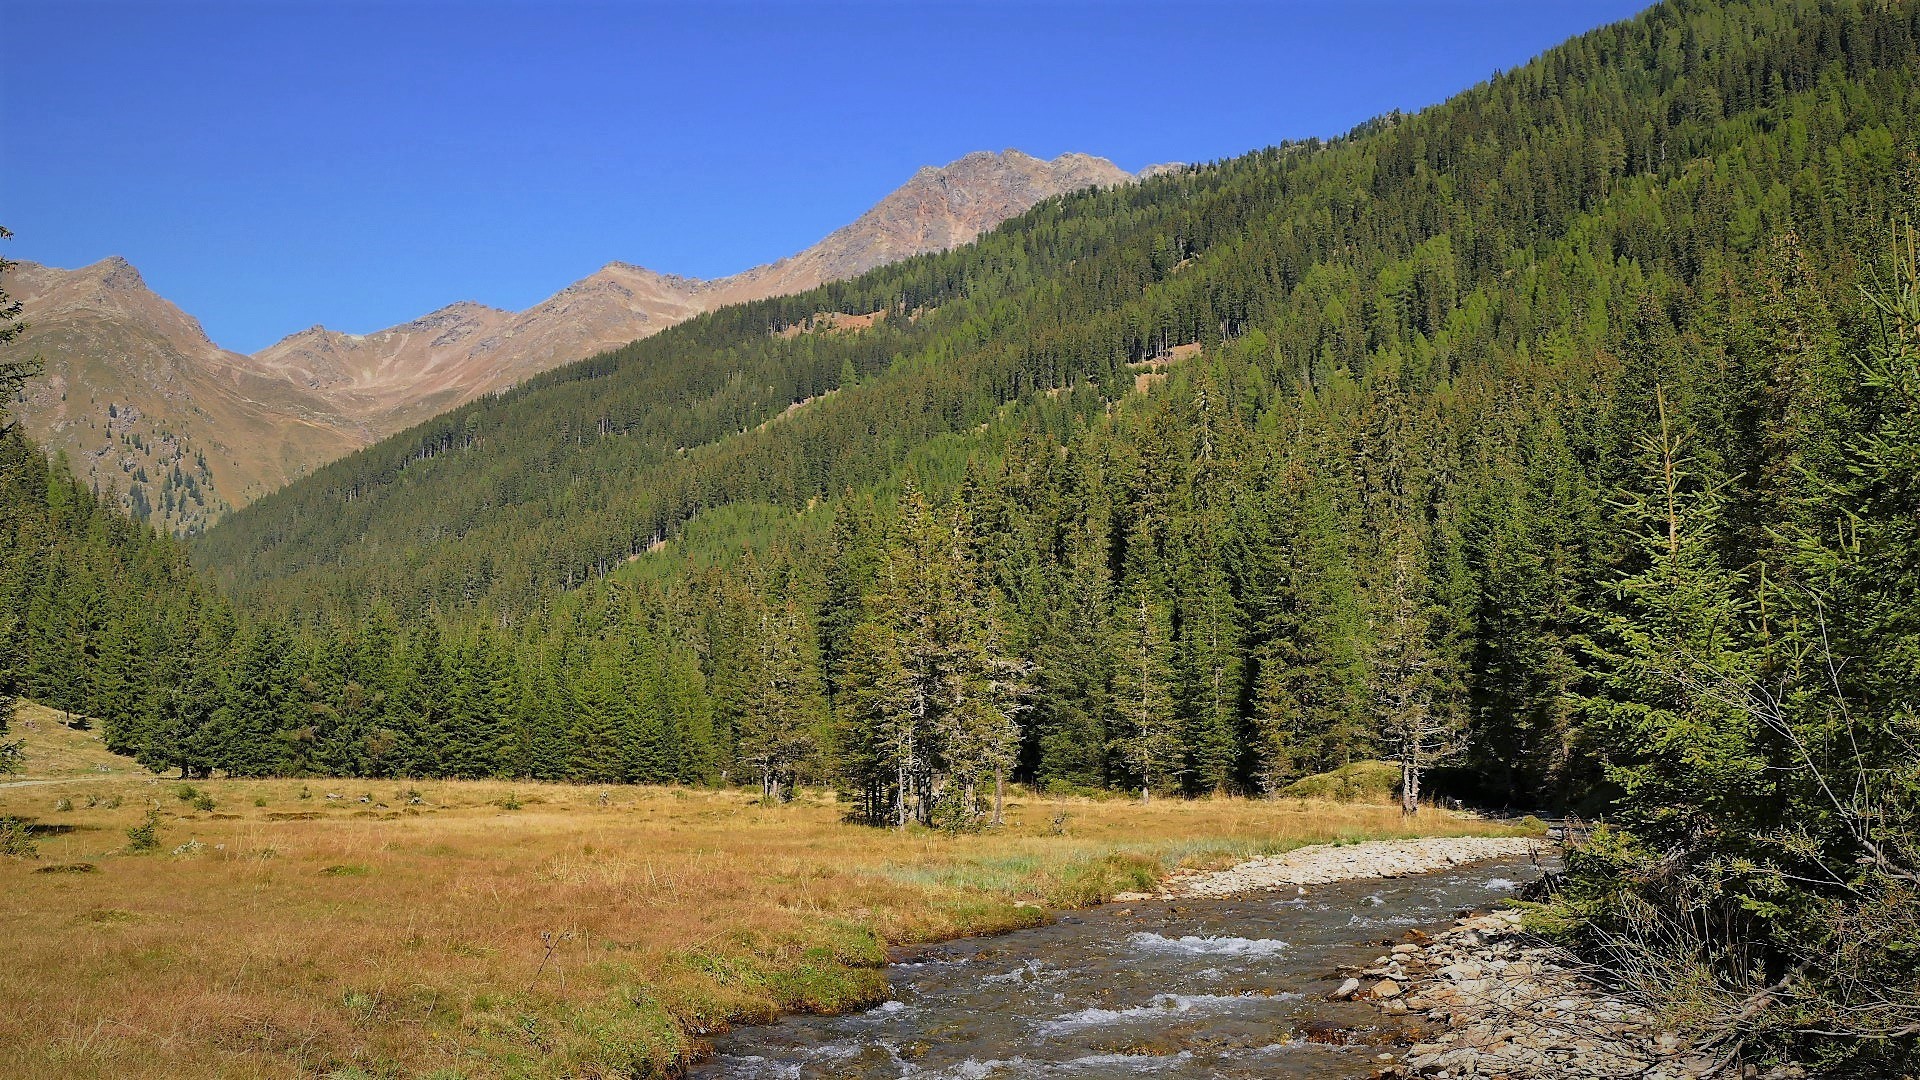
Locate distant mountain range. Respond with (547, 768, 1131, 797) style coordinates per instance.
(0, 150, 1145, 531)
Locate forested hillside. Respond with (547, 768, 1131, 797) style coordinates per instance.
(183, 0, 1920, 799)
(0, 240, 235, 775)
(10, 1, 1920, 1064)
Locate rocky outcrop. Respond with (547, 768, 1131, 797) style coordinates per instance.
(706, 149, 1133, 305)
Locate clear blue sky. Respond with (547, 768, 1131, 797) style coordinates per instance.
(1, 0, 1650, 353)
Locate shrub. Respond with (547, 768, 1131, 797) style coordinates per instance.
(125, 810, 162, 853)
(191, 792, 216, 812)
(927, 789, 986, 834)
(0, 817, 38, 859)
(173, 784, 198, 802)
(53, 798, 72, 812)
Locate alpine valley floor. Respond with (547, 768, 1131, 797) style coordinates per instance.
(0, 761, 1539, 1079)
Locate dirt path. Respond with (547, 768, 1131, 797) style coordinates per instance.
(0, 774, 145, 789)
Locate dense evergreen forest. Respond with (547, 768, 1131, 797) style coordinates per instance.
(6, 0, 1920, 1065)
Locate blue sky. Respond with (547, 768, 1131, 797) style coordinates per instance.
(1, 0, 1649, 353)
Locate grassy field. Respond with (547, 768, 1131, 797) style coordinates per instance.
(0, 753, 1538, 1079)
(4, 701, 146, 779)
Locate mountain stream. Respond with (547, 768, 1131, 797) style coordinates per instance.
(691, 853, 1543, 1079)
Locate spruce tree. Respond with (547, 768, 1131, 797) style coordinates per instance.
(1113, 582, 1180, 803)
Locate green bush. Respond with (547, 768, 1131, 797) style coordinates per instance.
(0, 817, 38, 859)
(125, 810, 162, 853)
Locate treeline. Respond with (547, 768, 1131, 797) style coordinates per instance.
(10, 0, 1917, 813)
(163, 0, 1918, 810)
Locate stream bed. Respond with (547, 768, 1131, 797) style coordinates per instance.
(692, 853, 1545, 1079)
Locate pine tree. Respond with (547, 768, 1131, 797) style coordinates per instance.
(840, 484, 1022, 825)
(1576, 389, 1768, 853)
(1030, 517, 1118, 789)
(204, 621, 303, 777)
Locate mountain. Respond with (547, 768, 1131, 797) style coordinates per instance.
(700, 150, 1135, 304)
(1, 150, 1138, 529)
(196, 0, 1920, 632)
(248, 150, 1135, 431)
(0, 257, 359, 531)
(244, 264, 711, 434)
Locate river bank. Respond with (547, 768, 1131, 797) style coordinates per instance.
(1131, 834, 1549, 899)
(1350, 909, 1810, 1080)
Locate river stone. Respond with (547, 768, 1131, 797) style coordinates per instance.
(1371, 978, 1403, 999)
(1331, 977, 1361, 1000)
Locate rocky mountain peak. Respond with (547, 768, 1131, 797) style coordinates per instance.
(5, 147, 1145, 530)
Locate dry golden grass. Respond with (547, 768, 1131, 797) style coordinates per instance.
(0, 774, 1534, 1079)
(5, 702, 139, 779)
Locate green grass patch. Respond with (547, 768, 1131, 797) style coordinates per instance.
(1279, 760, 1402, 802)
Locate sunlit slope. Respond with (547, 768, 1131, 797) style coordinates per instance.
(195, 0, 1920, 617)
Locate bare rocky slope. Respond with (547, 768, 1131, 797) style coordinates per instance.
(3, 150, 1143, 529)
(0, 257, 360, 532)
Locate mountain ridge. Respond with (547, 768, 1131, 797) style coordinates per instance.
(2, 149, 1144, 529)
(247, 149, 1137, 422)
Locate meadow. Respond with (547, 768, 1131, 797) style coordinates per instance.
(1, 722, 1535, 1078)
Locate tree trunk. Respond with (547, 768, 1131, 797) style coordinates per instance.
(1401, 760, 1420, 816)
(992, 767, 1005, 826)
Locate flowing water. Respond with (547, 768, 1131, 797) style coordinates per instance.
(692, 854, 1544, 1079)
